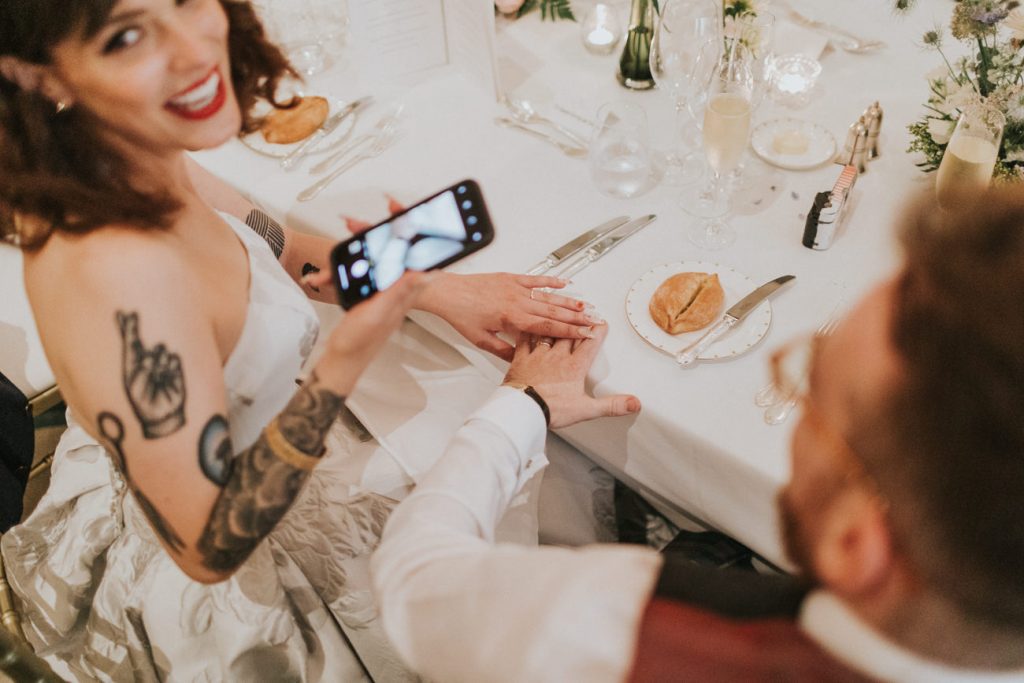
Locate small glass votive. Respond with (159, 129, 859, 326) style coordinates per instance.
(581, 3, 623, 56)
(770, 54, 823, 109)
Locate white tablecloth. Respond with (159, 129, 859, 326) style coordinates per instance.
(1, 0, 955, 565)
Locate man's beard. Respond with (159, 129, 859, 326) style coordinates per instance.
(778, 487, 821, 587)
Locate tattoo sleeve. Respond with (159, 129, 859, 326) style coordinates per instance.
(196, 373, 344, 572)
(243, 208, 285, 259)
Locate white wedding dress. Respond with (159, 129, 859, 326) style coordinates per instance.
(0, 214, 418, 681)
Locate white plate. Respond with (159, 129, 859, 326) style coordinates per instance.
(751, 118, 836, 171)
(239, 95, 358, 158)
(625, 261, 772, 361)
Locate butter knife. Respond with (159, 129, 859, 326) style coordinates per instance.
(676, 275, 796, 368)
(281, 96, 373, 170)
(554, 214, 657, 280)
(524, 216, 630, 275)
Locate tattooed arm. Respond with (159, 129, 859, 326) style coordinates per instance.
(29, 230, 428, 583)
(185, 157, 338, 304)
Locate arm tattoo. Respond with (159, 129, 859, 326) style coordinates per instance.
(244, 208, 285, 259)
(96, 411, 186, 552)
(198, 415, 233, 486)
(197, 373, 344, 572)
(116, 310, 187, 439)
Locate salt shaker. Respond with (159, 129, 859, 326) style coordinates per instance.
(863, 101, 883, 159)
(837, 116, 869, 173)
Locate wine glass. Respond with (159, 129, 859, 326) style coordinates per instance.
(649, 0, 722, 186)
(684, 43, 756, 250)
(935, 103, 1005, 210)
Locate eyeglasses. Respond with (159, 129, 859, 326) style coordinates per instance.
(768, 331, 890, 509)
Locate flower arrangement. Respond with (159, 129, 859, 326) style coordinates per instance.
(495, 0, 575, 21)
(899, 0, 1024, 180)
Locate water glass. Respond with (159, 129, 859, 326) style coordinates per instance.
(935, 103, 1005, 210)
(589, 103, 653, 199)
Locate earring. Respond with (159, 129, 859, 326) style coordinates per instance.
(55, 100, 69, 114)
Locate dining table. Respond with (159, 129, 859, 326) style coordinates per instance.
(0, 0, 953, 567)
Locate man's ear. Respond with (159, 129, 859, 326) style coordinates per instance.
(813, 490, 894, 596)
(0, 56, 74, 107)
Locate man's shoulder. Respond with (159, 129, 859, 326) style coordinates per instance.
(628, 598, 875, 683)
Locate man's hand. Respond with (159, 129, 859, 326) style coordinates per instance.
(503, 324, 640, 429)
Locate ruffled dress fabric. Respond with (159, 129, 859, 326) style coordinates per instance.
(0, 214, 416, 681)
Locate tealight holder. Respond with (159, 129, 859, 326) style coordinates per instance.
(770, 54, 822, 109)
(581, 3, 623, 56)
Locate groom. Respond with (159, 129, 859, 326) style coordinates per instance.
(372, 189, 1024, 681)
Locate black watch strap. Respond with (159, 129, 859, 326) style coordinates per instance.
(503, 382, 551, 427)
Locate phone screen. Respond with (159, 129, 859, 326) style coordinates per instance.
(331, 180, 493, 309)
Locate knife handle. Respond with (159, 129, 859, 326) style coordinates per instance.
(281, 128, 327, 170)
(555, 253, 592, 281)
(524, 259, 554, 276)
(675, 317, 736, 368)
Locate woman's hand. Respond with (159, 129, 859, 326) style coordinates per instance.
(314, 272, 432, 395)
(415, 272, 604, 362)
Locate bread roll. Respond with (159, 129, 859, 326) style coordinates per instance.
(260, 96, 329, 144)
(648, 272, 724, 334)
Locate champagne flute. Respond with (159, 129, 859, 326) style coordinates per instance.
(935, 103, 1005, 210)
(684, 41, 755, 250)
(649, 0, 721, 186)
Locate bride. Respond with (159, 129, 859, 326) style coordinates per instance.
(0, 0, 598, 679)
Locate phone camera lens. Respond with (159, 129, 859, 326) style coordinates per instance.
(347, 241, 362, 255)
(360, 285, 371, 296)
(472, 232, 482, 242)
(457, 185, 467, 194)
(351, 259, 369, 278)
(467, 216, 478, 226)
(461, 200, 472, 210)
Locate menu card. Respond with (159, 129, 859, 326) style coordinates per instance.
(347, 0, 501, 99)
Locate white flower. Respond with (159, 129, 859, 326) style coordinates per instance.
(926, 65, 951, 85)
(1004, 148, 1024, 163)
(947, 81, 980, 109)
(1004, 9, 1024, 40)
(927, 118, 955, 145)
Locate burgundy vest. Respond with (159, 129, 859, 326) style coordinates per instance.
(628, 598, 877, 682)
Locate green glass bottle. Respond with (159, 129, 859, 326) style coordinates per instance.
(617, 0, 656, 89)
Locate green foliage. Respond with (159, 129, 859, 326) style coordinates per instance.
(516, 0, 575, 21)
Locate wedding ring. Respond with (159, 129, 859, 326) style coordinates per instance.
(537, 336, 555, 348)
(530, 289, 537, 301)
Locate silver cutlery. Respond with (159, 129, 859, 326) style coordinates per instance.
(505, 97, 591, 148)
(676, 275, 796, 368)
(778, 3, 885, 54)
(755, 302, 841, 408)
(524, 215, 630, 275)
(310, 130, 374, 175)
(554, 214, 658, 281)
(764, 316, 841, 425)
(281, 96, 373, 171)
(555, 104, 599, 130)
(297, 107, 403, 202)
(495, 117, 588, 157)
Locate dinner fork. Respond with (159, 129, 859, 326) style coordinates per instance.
(763, 315, 841, 426)
(309, 104, 404, 175)
(297, 112, 401, 202)
(778, 3, 886, 54)
(504, 97, 590, 148)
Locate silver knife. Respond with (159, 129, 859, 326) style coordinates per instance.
(281, 96, 373, 170)
(554, 214, 658, 281)
(524, 216, 630, 275)
(676, 275, 796, 368)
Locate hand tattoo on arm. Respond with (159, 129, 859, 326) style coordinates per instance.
(244, 209, 285, 259)
(196, 373, 344, 573)
(116, 311, 187, 439)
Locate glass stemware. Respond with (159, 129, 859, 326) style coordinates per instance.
(684, 40, 756, 250)
(935, 103, 1005, 210)
(649, 0, 722, 186)
(589, 103, 654, 199)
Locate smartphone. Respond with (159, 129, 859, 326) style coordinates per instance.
(330, 180, 494, 309)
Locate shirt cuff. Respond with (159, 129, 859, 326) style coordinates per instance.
(472, 386, 548, 477)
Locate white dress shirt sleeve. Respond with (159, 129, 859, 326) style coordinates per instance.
(372, 387, 663, 683)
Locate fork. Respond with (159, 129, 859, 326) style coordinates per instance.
(778, 3, 886, 54)
(504, 97, 590, 148)
(297, 116, 400, 202)
(763, 316, 842, 426)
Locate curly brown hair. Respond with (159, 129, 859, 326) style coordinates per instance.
(851, 189, 1024, 629)
(0, 0, 295, 250)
